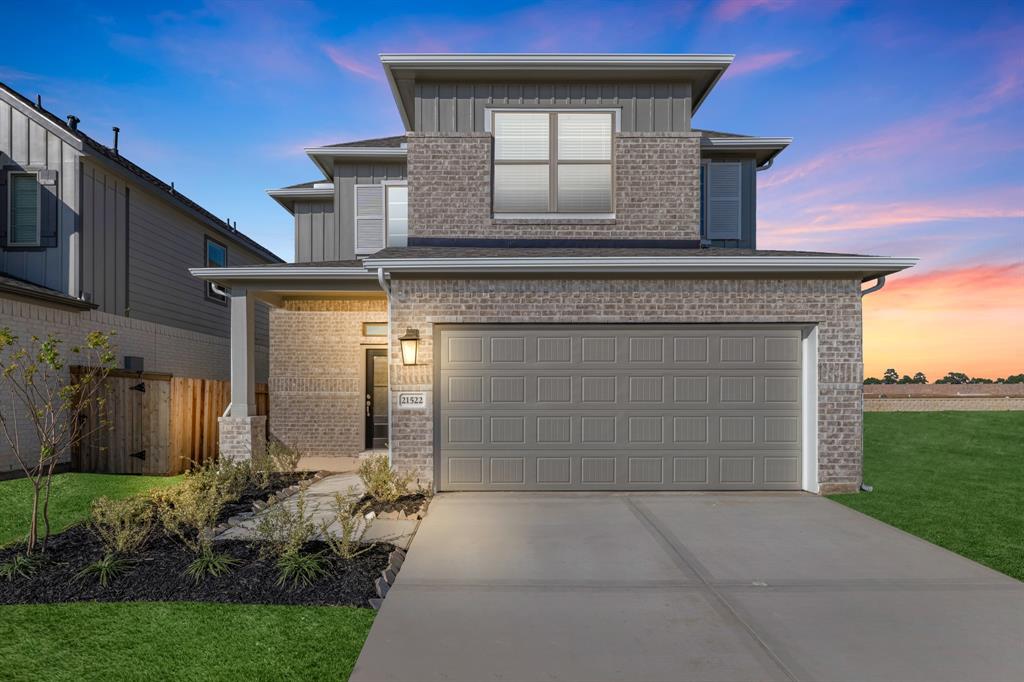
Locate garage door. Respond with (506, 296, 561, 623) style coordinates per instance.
(437, 325, 803, 491)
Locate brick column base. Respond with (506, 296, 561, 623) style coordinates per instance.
(218, 415, 267, 462)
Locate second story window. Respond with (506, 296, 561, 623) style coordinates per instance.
(492, 111, 614, 216)
(385, 184, 408, 248)
(6, 172, 41, 246)
(205, 237, 228, 302)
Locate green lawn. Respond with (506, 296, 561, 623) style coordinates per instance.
(0, 602, 375, 681)
(830, 411, 1024, 581)
(0, 472, 182, 546)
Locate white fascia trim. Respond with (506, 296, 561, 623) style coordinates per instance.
(379, 54, 735, 68)
(189, 266, 374, 281)
(364, 256, 919, 275)
(702, 137, 793, 149)
(265, 187, 334, 213)
(305, 147, 408, 179)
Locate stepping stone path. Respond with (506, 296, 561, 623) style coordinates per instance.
(214, 473, 420, 550)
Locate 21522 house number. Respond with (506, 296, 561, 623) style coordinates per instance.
(397, 392, 427, 409)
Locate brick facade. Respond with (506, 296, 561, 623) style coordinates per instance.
(0, 295, 268, 474)
(218, 416, 267, 462)
(268, 296, 388, 457)
(407, 132, 701, 241)
(388, 276, 864, 493)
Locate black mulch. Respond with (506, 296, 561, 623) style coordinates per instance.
(361, 492, 430, 516)
(0, 472, 393, 607)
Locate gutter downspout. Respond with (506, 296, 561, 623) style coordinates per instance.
(860, 276, 886, 297)
(377, 267, 394, 466)
(858, 274, 886, 493)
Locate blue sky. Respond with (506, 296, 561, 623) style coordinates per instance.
(2, 0, 1022, 376)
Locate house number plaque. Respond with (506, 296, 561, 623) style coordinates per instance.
(397, 392, 427, 409)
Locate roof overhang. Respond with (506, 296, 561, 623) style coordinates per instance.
(701, 137, 793, 167)
(364, 255, 918, 282)
(305, 146, 407, 179)
(266, 186, 334, 213)
(380, 53, 734, 131)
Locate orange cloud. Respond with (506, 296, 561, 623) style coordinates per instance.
(727, 50, 800, 77)
(863, 263, 1024, 378)
(323, 46, 382, 80)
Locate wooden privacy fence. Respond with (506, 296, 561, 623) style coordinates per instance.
(74, 368, 268, 475)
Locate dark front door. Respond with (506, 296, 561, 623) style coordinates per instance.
(365, 349, 389, 449)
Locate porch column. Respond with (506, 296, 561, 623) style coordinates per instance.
(230, 289, 256, 417)
(219, 288, 265, 461)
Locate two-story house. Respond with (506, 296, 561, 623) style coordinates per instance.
(194, 54, 916, 494)
(0, 82, 280, 475)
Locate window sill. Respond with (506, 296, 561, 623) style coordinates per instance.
(492, 213, 616, 224)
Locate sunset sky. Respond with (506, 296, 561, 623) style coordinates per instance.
(2, 0, 1021, 379)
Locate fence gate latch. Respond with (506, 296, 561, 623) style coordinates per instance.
(129, 450, 147, 461)
(130, 382, 146, 393)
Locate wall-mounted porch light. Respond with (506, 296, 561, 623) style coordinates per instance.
(399, 328, 420, 366)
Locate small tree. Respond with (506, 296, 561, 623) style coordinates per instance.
(912, 372, 928, 384)
(0, 329, 116, 554)
(882, 368, 899, 384)
(863, 377, 883, 385)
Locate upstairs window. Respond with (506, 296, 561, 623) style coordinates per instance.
(385, 184, 408, 248)
(492, 111, 614, 216)
(7, 172, 41, 246)
(702, 161, 742, 241)
(205, 237, 228, 302)
(355, 182, 408, 254)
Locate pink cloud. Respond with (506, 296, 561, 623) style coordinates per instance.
(727, 50, 800, 77)
(322, 46, 382, 81)
(759, 187, 1023, 238)
(712, 0, 796, 22)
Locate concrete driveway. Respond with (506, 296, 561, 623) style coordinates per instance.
(351, 493, 1024, 682)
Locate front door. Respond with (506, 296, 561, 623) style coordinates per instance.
(365, 349, 389, 449)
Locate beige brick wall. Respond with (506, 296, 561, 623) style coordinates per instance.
(389, 276, 864, 493)
(0, 295, 267, 474)
(407, 132, 701, 241)
(268, 297, 388, 457)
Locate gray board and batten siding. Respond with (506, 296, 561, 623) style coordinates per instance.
(436, 325, 803, 492)
(414, 82, 693, 133)
(0, 94, 79, 294)
(294, 161, 406, 263)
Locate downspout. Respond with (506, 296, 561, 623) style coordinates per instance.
(377, 267, 393, 466)
(860, 276, 886, 297)
(858, 274, 886, 493)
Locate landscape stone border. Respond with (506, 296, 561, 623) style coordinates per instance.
(212, 470, 329, 536)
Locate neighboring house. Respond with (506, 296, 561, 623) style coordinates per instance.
(0, 83, 281, 475)
(194, 54, 915, 494)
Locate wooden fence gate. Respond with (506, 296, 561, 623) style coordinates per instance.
(74, 368, 268, 475)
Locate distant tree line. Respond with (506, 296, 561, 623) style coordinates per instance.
(864, 370, 1024, 385)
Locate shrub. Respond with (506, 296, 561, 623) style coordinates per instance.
(88, 496, 154, 556)
(184, 548, 238, 583)
(358, 455, 414, 504)
(210, 459, 251, 503)
(276, 550, 328, 589)
(0, 553, 40, 582)
(268, 440, 302, 473)
(253, 493, 317, 561)
(321, 489, 374, 560)
(152, 466, 232, 558)
(76, 553, 134, 587)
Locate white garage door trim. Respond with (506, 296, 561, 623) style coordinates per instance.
(433, 323, 820, 492)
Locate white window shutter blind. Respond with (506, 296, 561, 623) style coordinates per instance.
(354, 184, 385, 254)
(707, 162, 742, 240)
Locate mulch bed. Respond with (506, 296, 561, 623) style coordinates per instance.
(361, 492, 430, 517)
(0, 472, 393, 607)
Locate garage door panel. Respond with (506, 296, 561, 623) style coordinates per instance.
(439, 326, 803, 491)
